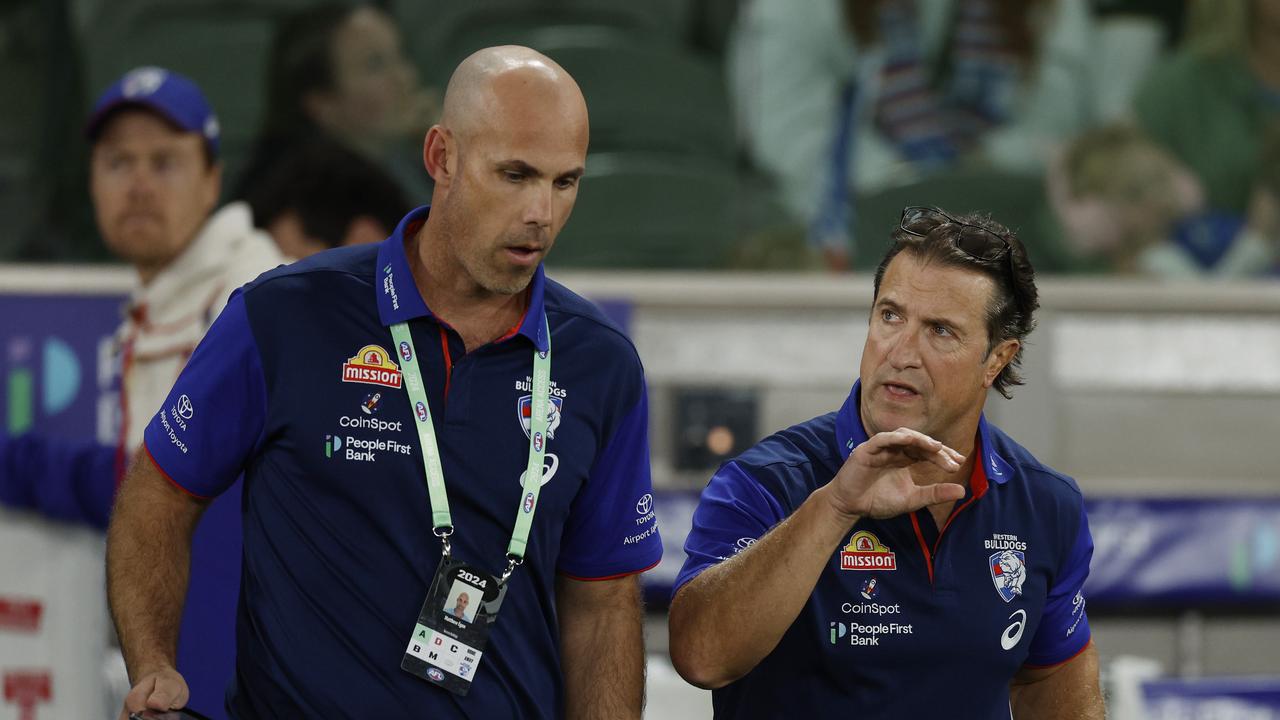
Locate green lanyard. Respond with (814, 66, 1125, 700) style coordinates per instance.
(389, 315, 551, 581)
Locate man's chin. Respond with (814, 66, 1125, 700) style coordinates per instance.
(481, 266, 538, 296)
(863, 403, 926, 437)
(108, 242, 173, 266)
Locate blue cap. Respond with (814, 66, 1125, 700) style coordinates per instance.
(85, 66, 220, 159)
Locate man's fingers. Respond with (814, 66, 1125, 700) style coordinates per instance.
(921, 482, 966, 507)
(146, 673, 189, 710)
(858, 429, 964, 471)
(147, 684, 174, 709)
(929, 447, 961, 473)
(123, 676, 155, 712)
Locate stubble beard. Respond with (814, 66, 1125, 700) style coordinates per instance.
(437, 208, 535, 298)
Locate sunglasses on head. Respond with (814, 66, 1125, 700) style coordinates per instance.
(898, 206, 1011, 265)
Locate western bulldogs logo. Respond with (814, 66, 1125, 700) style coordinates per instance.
(518, 395, 563, 439)
(989, 550, 1027, 603)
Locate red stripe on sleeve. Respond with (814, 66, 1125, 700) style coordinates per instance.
(142, 442, 212, 501)
(1022, 639, 1093, 669)
(557, 558, 661, 582)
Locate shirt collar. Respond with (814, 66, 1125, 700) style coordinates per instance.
(374, 206, 550, 352)
(834, 379, 1013, 485)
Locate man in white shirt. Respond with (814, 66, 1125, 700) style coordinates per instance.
(0, 66, 282, 719)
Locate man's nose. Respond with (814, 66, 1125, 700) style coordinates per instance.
(886, 328, 923, 370)
(523, 182, 553, 228)
(126, 166, 158, 200)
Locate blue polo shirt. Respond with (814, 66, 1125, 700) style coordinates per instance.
(143, 207, 663, 718)
(675, 381, 1093, 719)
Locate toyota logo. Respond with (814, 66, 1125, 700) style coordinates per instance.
(635, 493, 653, 515)
(176, 394, 194, 420)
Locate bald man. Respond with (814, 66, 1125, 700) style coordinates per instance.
(106, 46, 662, 719)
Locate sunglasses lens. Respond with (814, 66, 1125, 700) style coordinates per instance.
(900, 207, 1010, 262)
(956, 227, 1007, 262)
(901, 207, 943, 234)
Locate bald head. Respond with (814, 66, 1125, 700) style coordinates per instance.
(418, 46, 590, 298)
(440, 45, 588, 145)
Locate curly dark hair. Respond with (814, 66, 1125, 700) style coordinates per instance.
(871, 208, 1040, 399)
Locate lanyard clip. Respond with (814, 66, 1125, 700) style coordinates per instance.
(500, 554, 524, 585)
(434, 526, 454, 558)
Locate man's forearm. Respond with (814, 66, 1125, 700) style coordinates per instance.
(106, 450, 205, 679)
(557, 575, 645, 720)
(668, 485, 857, 689)
(1010, 643, 1105, 720)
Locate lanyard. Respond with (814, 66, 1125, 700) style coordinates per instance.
(389, 315, 551, 581)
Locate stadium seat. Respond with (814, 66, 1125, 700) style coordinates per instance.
(0, 5, 45, 258)
(394, 0, 690, 84)
(425, 23, 734, 164)
(547, 153, 740, 270)
(76, 0, 311, 191)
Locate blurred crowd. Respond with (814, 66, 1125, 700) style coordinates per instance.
(0, 0, 1277, 277)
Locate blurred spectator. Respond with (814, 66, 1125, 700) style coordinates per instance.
(0, 67, 282, 719)
(245, 136, 409, 259)
(728, 0, 1102, 265)
(1050, 123, 1280, 276)
(236, 3, 437, 204)
(1134, 0, 1280, 215)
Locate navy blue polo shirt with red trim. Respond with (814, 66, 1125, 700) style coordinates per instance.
(143, 207, 663, 718)
(675, 381, 1093, 720)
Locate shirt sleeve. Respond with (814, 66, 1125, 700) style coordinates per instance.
(0, 435, 116, 530)
(556, 387, 663, 580)
(1025, 504, 1094, 666)
(142, 290, 267, 498)
(672, 461, 787, 597)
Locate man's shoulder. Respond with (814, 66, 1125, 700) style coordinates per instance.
(986, 423, 1083, 501)
(543, 274, 640, 362)
(732, 412, 840, 490)
(241, 244, 378, 304)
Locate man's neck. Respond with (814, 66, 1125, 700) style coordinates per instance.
(409, 226, 528, 352)
(908, 427, 978, 530)
(901, 415, 977, 486)
(135, 263, 163, 287)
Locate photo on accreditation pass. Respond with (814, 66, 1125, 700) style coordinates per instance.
(445, 578, 481, 624)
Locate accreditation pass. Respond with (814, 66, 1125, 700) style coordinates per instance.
(402, 558, 507, 696)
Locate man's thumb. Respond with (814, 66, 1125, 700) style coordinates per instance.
(929, 482, 966, 505)
(146, 684, 174, 710)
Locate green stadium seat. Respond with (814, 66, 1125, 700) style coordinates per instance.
(424, 23, 733, 164)
(77, 0, 311, 191)
(395, 0, 689, 84)
(0, 5, 44, 258)
(547, 152, 740, 270)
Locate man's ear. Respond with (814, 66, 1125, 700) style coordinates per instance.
(984, 338, 1020, 388)
(422, 125, 452, 184)
(201, 161, 223, 215)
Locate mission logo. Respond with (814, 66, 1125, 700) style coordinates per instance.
(840, 530, 898, 572)
(342, 345, 402, 389)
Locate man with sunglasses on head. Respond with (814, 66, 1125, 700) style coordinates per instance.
(669, 207, 1103, 719)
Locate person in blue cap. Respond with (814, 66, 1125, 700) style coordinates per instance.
(0, 66, 281, 719)
(669, 207, 1104, 719)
